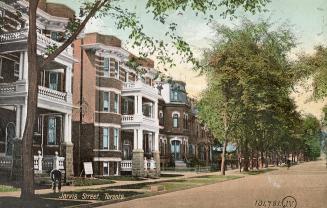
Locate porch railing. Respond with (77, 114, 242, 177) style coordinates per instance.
(0, 29, 73, 56)
(122, 80, 157, 94)
(38, 86, 67, 102)
(0, 83, 16, 94)
(1, 151, 64, 174)
(120, 159, 156, 172)
(0, 156, 12, 170)
(121, 160, 132, 171)
(0, 29, 28, 42)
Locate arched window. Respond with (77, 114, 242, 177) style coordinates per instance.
(173, 113, 179, 128)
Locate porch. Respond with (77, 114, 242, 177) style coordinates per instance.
(0, 151, 65, 175)
(0, 106, 73, 176)
(120, 129, 160, 177)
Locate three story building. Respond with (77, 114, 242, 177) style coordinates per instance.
(72, 33, 160, 177)
(0, 0, 75, 176)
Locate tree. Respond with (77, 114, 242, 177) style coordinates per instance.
(301, 115, 321, 160)
(0, 0, 269, 199)
(198, 19, 300, 174)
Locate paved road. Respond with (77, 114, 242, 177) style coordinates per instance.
(100, 160, 327, 208)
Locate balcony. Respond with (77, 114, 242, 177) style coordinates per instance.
(122, 114, 158, 129)
(0, 82, 67, 105)
(122, 80, 158, 99)
(0, 29, 73, 57)
(38, 86, 67, 102)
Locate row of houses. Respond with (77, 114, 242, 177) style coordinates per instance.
(0, 0, 214, 178)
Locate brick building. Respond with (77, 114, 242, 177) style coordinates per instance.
(0, 0, 75, 176)
(158, 81, 214, 168)
(72, 33, 160, 177)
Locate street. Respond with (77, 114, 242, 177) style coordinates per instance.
(100, 160, 327, 208)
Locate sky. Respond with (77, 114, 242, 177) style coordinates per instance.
(50, 0, 327, 117)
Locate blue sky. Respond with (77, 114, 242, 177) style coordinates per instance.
(50, 0, 327, 97)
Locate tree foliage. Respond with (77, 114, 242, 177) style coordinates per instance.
(198, 19, 304, 171)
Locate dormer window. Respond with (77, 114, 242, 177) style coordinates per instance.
(172, 91, 178, 101)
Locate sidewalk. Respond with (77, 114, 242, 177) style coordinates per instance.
(0, 169, 241, 197)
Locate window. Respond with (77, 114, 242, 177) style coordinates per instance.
(14, 63, 19, 77)
(159, 110, 164, 125)
(184, 114, 189, 129)
(103, 92, 109, 112)
(49, 72, 58, 90)
(51, 31, 61, 41)
(0, 58, 2, 78)
(103, 162, 109, 176)
(102, 128, 109, 149)
(122, 98, 128, 115)
(103, 57, 110, 77)
(113, 128, 119, 150)
(114, 61, 119, 79)
(114, 94, 119, 113)
(189, 144, 194, 155)
(159, 111, 163, 118)
(173, 113, 179, 128)
(47, 117, 56, 145)
(172, 91, 178, 101)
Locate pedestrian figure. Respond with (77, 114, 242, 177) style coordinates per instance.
(287, 159, 291, 170)
(50, 169, 62, 193)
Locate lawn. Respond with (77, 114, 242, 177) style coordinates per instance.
(73, 178, 115, 186)
(0, 185, 20, 192)
(26, 175, 242, 207)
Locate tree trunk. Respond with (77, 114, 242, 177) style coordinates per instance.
(250, 150, 254, 170)
(255, 150, 259, 170)
(261, 151, 264, 168)
(243, 140, 249, 171)
(20, 0, 39, 200)
(221, 138, 228, 175)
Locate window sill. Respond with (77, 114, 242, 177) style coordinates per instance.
(93, 149, 121, 152)
(47, 145, 59, 147)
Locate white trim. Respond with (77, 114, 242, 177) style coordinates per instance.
(93, 157, 122, 162)
(93, 149, 121, 152)
(96, 86, 121, 95)
(94, 122, 121, 128)
(172, 111, 180, 117)
(170, 137, 183, 144)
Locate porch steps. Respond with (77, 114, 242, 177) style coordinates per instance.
(175, 160, 187, 169)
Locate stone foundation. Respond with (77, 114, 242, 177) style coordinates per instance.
(153, 150, 160, 177)
(132, 149, 144, 177)
(62, 143, 74, 178)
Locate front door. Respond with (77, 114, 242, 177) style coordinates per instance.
(171, 140, 181, 160)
